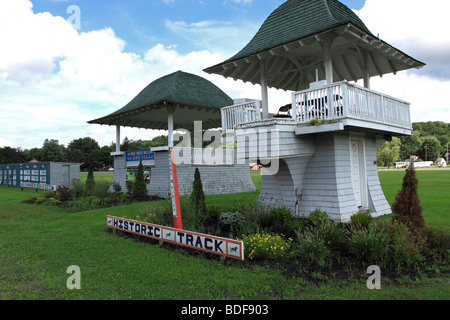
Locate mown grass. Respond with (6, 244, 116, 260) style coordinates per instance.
(0, 170, 448, 300)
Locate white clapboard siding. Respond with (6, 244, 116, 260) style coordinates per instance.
(364, 136, 392, 216)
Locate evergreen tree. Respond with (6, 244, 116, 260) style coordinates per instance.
(132, 161, 147, 199)
(391, 163, 426, 232)
(85, 165, 95, 196)
(190, 168, 206, 215)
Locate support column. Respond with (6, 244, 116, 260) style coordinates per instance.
(168, 106, 174, 149)
(260, 59, 269, 120)
(323, 38, 333, 84)
(115, 125, 121, 153)
(363, 51, 371, 89)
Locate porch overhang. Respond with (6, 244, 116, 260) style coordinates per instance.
(204, 23, 425, 92)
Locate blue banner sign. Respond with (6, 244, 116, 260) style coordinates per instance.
(125, 149, 155, 162)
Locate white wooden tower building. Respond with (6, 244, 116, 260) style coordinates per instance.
(204, 0, 425, 221)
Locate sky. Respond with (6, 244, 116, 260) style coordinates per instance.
(0, 0, 449, 150)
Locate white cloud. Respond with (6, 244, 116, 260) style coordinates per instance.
(353, 0, 450, 123)
(1, 0, 449, 151)
(355, 0, 450, 80)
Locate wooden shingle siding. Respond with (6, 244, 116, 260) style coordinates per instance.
(112, 149, 256, 198)
(365, 136, 392, 217)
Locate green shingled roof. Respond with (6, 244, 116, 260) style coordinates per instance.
(222, 0, 373, 64)
(88, 71, 233, 130)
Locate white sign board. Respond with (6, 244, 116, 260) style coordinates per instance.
(107, 216, 244, 260)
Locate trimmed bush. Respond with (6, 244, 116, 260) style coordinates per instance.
(85, 165, 95, 196)
(191, 168, 206, 215)
(391, 164, 426, 232)
(132, 161, 148, 199)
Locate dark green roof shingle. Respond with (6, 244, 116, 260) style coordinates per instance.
(216, 0, 373, 64)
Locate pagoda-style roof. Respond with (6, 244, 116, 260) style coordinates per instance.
(204, 0, 425, 91)
(88, 71, 233, 131)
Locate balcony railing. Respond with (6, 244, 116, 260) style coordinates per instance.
(292, 81, 411, 129)
(221, 81, 411, 132)
(221, 100, 261, 132)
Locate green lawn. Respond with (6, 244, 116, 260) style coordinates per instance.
(0, 170, 448, 300)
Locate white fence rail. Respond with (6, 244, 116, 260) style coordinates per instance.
(221, 82, 411, 132)
(221, 100, 261, 132)
(292, 81, 411, 128)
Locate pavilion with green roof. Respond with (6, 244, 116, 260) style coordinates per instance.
(88, 70, 255, 197)
(89, 70, 233, 148)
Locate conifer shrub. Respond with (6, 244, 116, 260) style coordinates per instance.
(132, 161, 148, 199)
(85, 165, 95, 196)
(391, 163, 426, 232)
(190, 168, 206, 215)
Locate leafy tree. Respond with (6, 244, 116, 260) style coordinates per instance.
(132, 161, 147, 199)
(0, 147, 26, 164)
(377, 137, 400, 167)
(417, 136, 443, 161)
(85, 165, 95, 196)
(66, 137, 100, 170)
(391, 164, 426, 232)
(190, 168, 206, 215)
(399, 135, 422, 160)
(40, 139, 66, 162)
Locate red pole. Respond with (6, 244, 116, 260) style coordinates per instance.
(169, 149, 183, 230)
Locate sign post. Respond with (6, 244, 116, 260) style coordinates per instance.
(169, 149, 183, 229)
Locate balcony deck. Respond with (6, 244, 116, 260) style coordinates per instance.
(221, 81, 412, 136)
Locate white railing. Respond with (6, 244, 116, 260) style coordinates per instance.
(221, 100, 261, 132)
(221, 82, 411, 132)
(292, 81, 411, 129)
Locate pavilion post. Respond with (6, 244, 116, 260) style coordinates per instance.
(168, 106, 174, 149)
(115, 125, 121, 153)
(260, 59, 269, 120)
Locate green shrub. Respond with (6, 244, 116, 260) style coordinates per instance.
(350, 211, 373, 229)
(270, 207, 292, 225)
(348, 224, 389, 262)
(48, 198, 61, 206)
(190, 168, 206, 215)
(36, 197, 46, 204)
(85, 195, 100, 206)
(72, 179, 84, 198)
(314, 221, 345, 246)
(219, 211, 245, 234)
(132, 161, 148, 199)
(44, 191, 55, 199)
(239, 232, 292, 260)
(292, 230, 330, 266)
(391, 164, 426, 232)
(85, 165, 95, 196)
(424, 227, 450, 259)
(55, 186, 74, 202)
(308, 209, 329, 226)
